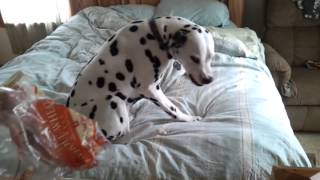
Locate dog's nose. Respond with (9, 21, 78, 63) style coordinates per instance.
(202, 76, 213, 84)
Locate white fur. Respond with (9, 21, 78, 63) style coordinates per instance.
(67, 16, 215, 140)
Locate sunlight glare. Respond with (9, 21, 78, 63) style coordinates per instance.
(0, 0, 70, 25)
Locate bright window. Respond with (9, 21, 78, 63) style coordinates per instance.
(0, 0, 70, 25)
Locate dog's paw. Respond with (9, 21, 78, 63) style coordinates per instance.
(191, 116, 202, 122)
(177, 114, 202, 122)
(100, 125, 130, 141)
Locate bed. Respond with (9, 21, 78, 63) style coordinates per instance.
(0, 0, 311, 179)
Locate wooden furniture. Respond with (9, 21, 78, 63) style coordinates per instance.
(69, 0, 244, 27)
(273, 166, 320, 180)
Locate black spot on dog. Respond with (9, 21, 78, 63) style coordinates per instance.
(110, 101, 117, 109)
(108, 34, 115, 42)
(184, 24, 191, 28)
(116, 72, 125, 81)
(99, 59, 105, 65)
(101, 129, 107, 137)
(131, 20, 143, 24)
(71, 89, 75, 97)
(125, 59, 134, 73)
(156, 84, 160, 90)
(127, 98, 134, 103)
(104, 69, 109, 74)
(110, 40, 119, 56)
(146, 33, 155, 40)
(88, 81, 93, 85)
(167, 52, 173, 59)
(152, 56, 161, 68)
(165, 110, 174, 116)
(130, 77, 138, 88)
(164, 25, 167, 32)
(96, 77, 105, 88)
(192, 27, 197, 30)
(117, 132, 121, 137)
(149, 97, 158, 102)
(177, 17, 182, 20)
(140, 37, 146, 45)
(109, 82, 117, 92)
(115, 92, 127, 100)
(170, 106, 177, 112)
(153, 101, 160, 107)
(154, 68, 159, 74)
(145, 49, 161, 81)
(120, 117, 124, 123)
(173, 61, 182, 70)
(107, 136, 114, 140)
(89, 105, 97, 119)
(145, 49, 152, 58)
(166, 16, 171, 19)
(106, 95, 112, 100)
(154, 17, 161, 19)
(205, 29, 209, 33)
(90, 99, 95, 102)
(129, 25, 138, 32)
(197, 29, 202, 33)
(81, 102, 88, 107)
(190, 56, 200, 64)
(66, 98, 70, 107)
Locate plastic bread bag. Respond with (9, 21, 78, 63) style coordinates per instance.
(0, 72, 110, 179)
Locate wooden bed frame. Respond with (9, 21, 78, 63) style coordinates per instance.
(69, 0, 244, 27)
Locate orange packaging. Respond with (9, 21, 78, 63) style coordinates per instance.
(27, 99, 108, 169)
(0, 71, 109, 170)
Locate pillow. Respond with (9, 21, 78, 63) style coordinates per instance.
(109, 4, 155, 20)
(154, 0, 230, 27)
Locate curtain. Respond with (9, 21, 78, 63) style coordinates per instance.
(0, 0, 70, 54)
(0, 11, 4, 27)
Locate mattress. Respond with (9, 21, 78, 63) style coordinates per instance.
(0, 6, 311, 180)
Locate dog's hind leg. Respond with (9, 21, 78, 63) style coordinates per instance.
(143, 86, 201, 122)
(93, 96, 130, 140)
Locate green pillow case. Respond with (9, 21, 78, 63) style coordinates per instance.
(154, 0, 230, 27)
(110, 4, 156, 20)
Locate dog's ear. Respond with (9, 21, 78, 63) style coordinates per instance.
(171, 29, 190, 48)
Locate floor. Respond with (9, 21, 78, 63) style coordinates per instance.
(295, 132, 320, 167)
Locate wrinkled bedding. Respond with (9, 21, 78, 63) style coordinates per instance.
(0, 6, 311, 180)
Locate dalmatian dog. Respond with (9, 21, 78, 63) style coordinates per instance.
(66, 16, 215, 140)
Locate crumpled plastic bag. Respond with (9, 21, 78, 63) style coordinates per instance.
(0, 71, 110, 179)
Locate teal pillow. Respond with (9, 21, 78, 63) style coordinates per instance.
(154, 0, 230, 27)
(110, 4, 155, 20)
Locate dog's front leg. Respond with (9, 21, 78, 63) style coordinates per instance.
(143, 86, 201, 122)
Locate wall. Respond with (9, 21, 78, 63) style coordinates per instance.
(0, 27, 16, 64)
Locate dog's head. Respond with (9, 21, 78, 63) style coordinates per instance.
(169, 26, 215, 86)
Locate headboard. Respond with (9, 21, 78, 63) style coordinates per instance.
(69, 0, 244, 27)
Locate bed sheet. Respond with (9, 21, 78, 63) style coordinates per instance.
(0, 6, 311, 180)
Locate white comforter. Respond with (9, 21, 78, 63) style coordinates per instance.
(0, 6, 310, 180)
